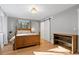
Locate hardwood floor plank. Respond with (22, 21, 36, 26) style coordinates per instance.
(0, 39, 55, 55)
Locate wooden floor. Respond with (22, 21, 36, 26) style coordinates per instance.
(0, 39, 55, 55)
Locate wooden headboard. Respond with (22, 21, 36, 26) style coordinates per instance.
(17, 28, 31, 32)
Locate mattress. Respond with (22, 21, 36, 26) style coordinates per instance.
(16, 30, 39, 36)
(16, 33, 39, 36)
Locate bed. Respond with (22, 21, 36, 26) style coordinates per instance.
(13, 30, 40, 50)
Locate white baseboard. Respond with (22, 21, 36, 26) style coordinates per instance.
(50, 39, 54, 44)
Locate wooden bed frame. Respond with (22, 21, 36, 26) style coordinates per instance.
(13, 34, 40, 50)
(17, 28, 31, 32)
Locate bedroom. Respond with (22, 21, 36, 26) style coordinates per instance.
(0, 4, 79, 55)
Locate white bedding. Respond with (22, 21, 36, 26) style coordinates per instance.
(10, 31, 39, 42)
(17, 30, 30, 34)
(16, 33, 39, 36)
(16, 30, 39, 36)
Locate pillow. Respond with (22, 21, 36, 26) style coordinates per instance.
(17, 30, 30, 34)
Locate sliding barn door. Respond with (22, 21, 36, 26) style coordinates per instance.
(40, 20, 50, 42)
(44, 20, 50, 42)
(40, 22, 44, 39)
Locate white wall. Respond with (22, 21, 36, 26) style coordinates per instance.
(8, 17, 17, 33)
(31, 21, 40, 33)
(7, 17, 17, 40)
(78, 9, 79, 52)
(51, 5, 79, 34)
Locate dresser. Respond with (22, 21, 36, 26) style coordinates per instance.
(54, 33, 78, 54)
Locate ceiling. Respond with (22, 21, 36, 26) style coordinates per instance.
(0, 4, 76, 20)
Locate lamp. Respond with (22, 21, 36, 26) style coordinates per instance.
(32, 27, 35, 32)
(31, 7, 37, 14)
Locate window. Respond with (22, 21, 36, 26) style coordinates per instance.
(17, 20, 31, 29)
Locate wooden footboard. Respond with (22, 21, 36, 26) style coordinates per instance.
(13, 35, 40, 50)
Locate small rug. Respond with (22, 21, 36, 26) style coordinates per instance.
(48, 46, 70, 53)
(33, 46, 70, 55)
(33, 51, 68, 55)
